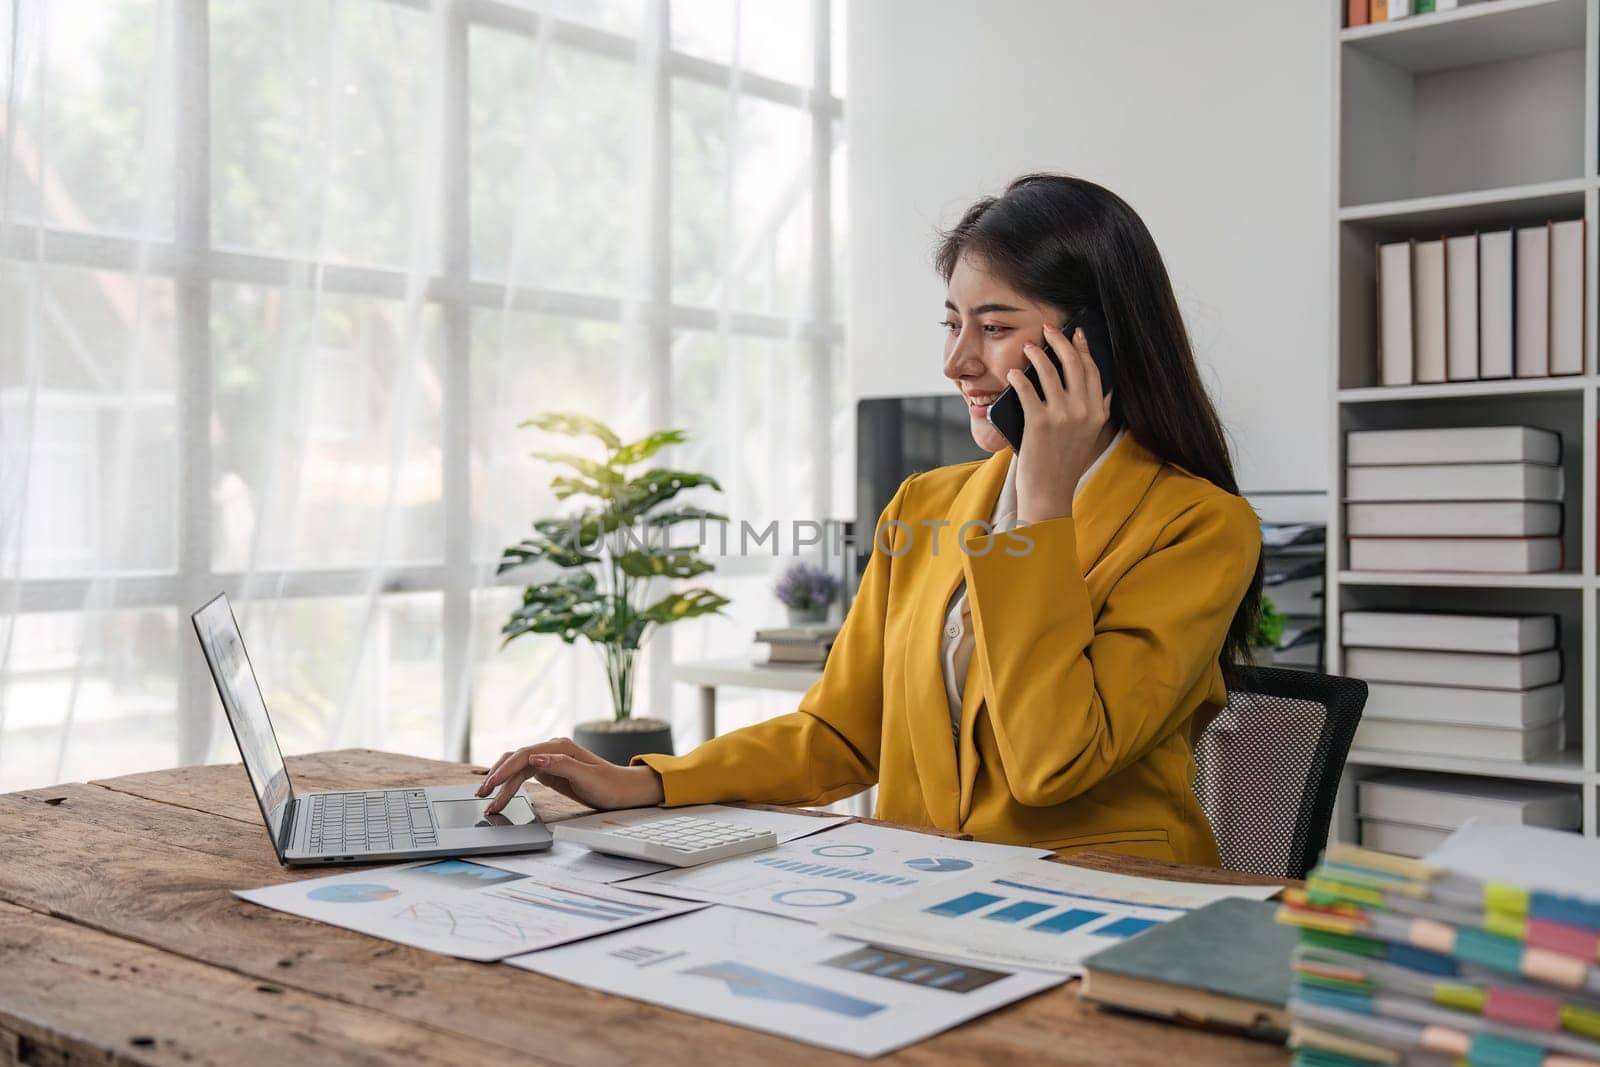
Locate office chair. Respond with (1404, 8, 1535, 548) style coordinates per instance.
(1191, 665, 1367, 880)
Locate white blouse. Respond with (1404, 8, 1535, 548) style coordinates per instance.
(939, 429, 1128, 738)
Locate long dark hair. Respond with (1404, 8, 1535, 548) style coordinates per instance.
(933, 173, 1263, 680)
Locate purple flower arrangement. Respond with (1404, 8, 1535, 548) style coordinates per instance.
(774, 563, 839, 611)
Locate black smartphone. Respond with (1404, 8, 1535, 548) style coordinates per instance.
(986, 305, 1116, 452)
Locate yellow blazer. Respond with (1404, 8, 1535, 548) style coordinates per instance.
(637, 435, 1262, 865)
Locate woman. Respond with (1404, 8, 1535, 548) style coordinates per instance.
(478, 173, 1263, 865)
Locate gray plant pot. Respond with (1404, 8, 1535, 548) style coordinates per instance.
(574, 717, 675, 766)
(786, 604, 828, 626)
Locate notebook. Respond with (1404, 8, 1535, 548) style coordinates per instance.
(1078, 897, 1297, 1042)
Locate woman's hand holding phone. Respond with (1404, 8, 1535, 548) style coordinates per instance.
(1009, 323, 1112, 525)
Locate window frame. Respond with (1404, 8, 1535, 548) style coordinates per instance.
(1, 0, 843, 766)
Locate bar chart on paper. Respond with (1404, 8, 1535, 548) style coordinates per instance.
(824, 859, 1281, 974)
(507, 903, 1067, 1058)
(920, 879, 1169, 941)
(753, 856, 919, 887)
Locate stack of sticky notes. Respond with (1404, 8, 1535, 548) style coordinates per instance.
(1276, 821, 1600, 1066)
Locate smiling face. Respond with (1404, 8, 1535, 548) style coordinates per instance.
(942, 252, 1065, 452)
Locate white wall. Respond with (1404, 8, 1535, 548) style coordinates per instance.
(844, 0, 1333, 493)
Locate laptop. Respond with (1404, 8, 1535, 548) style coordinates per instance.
(192, 593, 552, 867)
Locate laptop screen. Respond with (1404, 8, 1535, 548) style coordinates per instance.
(192, 594, 294, 851)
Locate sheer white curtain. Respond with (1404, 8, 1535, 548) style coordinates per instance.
(0, 0, 849, 792)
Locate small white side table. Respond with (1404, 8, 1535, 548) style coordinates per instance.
(669, 656, 824, 742)
(668, 655, 875, 818)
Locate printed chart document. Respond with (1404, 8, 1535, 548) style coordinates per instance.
(477, 840, 670, 884)
(236, 858, 703, 961)
(824, 858, 1281, 975)
(508, 904, 1065, 1058)
(622, 822, 1049, 922)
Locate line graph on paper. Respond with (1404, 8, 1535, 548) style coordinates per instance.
(390, 899, 555, 946)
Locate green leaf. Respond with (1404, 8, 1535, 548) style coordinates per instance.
(613, 469, 724, 523)
(643, 506, 729, 528)
(550, 475, 609, 501)
(534, 512, 619, 548)
(496, 545, 541, 575)
(610, 429, 688, 467)
(529, 451, 624, 487)
(582, 610, 652, 649)
(637, 587, 731, 624)
(616, 548, 715, 579)
(497, 512, 619, 573)
(619, 619, 651, 650)
(519, 412, 621, 450)
(496, 537, 602, 573)
(501, 573, 606, 644)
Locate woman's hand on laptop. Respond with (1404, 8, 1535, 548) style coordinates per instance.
(475, 738, 665, 815)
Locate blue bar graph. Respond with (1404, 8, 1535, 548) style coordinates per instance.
(822, 946, 1007, 994)
(754, 856, 916, 886)
(926, 891, 1004, 917)
(985, 900, 1053, 924)
(1030, 908, 1103, 933)
(1096, 916, 1159, 938)
(994, 878, 1188, 914)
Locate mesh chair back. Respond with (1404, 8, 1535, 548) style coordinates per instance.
(1191, 666, 1367, 880)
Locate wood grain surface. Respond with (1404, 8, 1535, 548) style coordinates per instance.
(0, 749, 1291, 1066)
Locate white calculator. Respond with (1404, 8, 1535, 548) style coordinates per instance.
(553, 814, 778, 867)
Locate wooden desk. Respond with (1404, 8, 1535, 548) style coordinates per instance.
(0, 750, 1291, 1066)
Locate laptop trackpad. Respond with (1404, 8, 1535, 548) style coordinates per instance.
(432, 796, 537, 830)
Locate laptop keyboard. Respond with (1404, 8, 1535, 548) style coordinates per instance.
(306, 790, 438, 854)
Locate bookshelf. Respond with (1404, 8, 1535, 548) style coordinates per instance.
(1328, 0, 1600, 842)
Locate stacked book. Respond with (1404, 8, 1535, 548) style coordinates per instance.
(1357, 770, 1582, 858)
(1345, 426, 1565, 574)
(754, 623, 839, 667)
(1078, 898, 1299, 1041)
(1347, 0, 1485, 27)
(1343, 610, 1565, 763)
(1278, 823, 1600, 1067)
(1376, 220, 1584, 385)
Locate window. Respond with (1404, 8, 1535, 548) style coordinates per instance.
(0, 0, 845, 790)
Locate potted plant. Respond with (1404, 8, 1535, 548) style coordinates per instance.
(498, 413, 730, 765)
(1251, 593, 1288, 665)
(774, 563, 839, 626)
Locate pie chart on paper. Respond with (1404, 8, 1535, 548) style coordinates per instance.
(307, 883, 401, 903)
(813, 844, 874, 859)
(905, 857, 973, 873)
(772, 889, 857, 908)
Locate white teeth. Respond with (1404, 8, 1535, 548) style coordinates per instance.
(966, 393, 998, 404)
